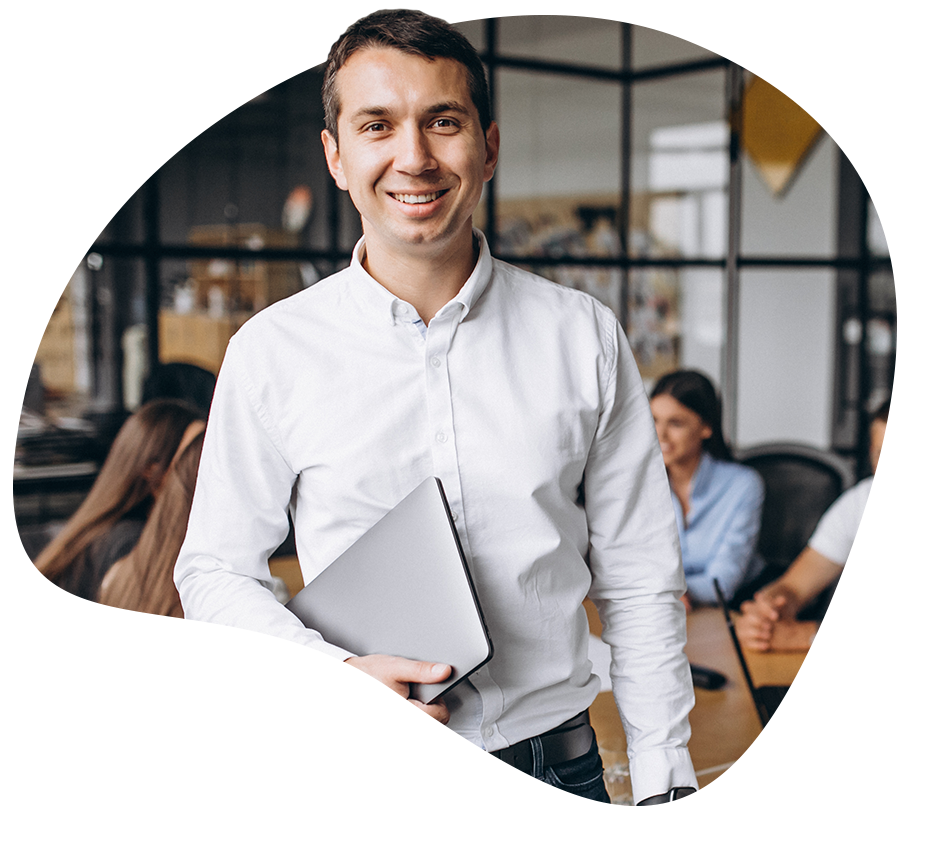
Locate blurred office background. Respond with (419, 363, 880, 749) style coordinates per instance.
(16, 16, 894, 553)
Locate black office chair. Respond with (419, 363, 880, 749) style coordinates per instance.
(729, 442, 856, 615)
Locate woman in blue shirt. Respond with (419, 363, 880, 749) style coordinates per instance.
(650, 370, 764, 608)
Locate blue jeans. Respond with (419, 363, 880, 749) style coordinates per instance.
(290, 733, 610, 806)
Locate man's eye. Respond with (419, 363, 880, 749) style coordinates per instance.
(365, 123, 387, 133)
(432, 118, 457, 129)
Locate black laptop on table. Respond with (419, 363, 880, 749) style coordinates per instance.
(715, 581, 896, 756)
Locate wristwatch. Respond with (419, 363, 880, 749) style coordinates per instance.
(636, 786, 697, 805)
(809, 622, 831, 654)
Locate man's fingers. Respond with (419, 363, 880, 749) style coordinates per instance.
(388, 658, 452, 685)
(409, 698, 451, 724)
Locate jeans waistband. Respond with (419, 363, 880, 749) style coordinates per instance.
(490, 710, 594, 773)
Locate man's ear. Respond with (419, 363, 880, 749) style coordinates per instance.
(483, 121, 501, 182)
(321, 129, 349, 191)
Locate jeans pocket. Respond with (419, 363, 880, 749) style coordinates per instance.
(545, 739, 603, 789)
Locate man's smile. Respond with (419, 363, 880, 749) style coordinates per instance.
(388, 189, 450, 204)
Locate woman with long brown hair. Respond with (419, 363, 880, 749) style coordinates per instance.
(13, 400, 203, 805)
(13, 400, 199, 622)
(90, 433, 284, 806)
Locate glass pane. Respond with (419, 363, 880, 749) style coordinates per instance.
(13, 251, 94, 402)
(737, 268, 836, 449)
(867, 194, 897, 257)
(156, 67, 333, 252)
(632, 15, 728, 70)
(28, 254, 147, 415)
(741, 33, 841, 257)
(498, 15, 622, 71)
(13, 15, 139, 241)
(675, 267, 724, 385)
(494, 68, 621, 259)
(338, 6, 485, 52)
(631, 69, 728, 259)
(867, 267, 896, 410)
(496, 68, 622, 200)
(157, 253, 309, 383)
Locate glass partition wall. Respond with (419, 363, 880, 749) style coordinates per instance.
(28, 15, 893, 477)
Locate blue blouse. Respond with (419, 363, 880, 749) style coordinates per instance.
(670, 452, 765, 605)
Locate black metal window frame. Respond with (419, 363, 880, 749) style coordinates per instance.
(86, 17, 891, 473)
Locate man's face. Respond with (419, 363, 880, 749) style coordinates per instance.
(321, 48, 499, 263)
(870, 421, 896, 505)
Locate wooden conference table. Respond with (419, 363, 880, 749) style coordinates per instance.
(268, 558, 806, 804)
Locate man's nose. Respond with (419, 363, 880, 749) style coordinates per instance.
(393, 127, 437, 175)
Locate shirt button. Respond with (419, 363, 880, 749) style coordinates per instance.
(430, 356, 441, 367)
(436, 432, 448, 444)
(450, 510, 458, 522)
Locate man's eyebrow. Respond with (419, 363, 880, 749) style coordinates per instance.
(424, 100, 471, 116)
(345, 101, 472, 124)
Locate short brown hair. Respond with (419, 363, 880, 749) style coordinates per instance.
(322, 9, 491, 143)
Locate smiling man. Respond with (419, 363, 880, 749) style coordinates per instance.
(175, 9, 697, 806)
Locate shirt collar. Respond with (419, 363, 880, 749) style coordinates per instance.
(348, 228, 493, 326)
(690, 451, 716, 500)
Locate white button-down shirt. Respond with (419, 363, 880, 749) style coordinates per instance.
(809, 476, 897, 619)
(175, 230, 696, 802)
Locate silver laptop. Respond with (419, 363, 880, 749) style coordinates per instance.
(286, 477, 493, 704)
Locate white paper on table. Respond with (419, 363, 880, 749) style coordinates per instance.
(738, 765, 889, 806)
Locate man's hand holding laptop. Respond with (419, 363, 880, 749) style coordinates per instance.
(321, 654, 451, 758)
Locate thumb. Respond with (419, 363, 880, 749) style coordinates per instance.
(408, 660, 452, 684)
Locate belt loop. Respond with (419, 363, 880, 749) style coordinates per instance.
(531, 736, 545, 783)
(390, 744, 411, 792)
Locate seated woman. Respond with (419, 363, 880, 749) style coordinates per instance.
(90, 434, 290, 806)
(13, 400, 203, 805)
(649, 370, 764, 608)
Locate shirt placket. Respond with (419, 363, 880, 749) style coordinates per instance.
(423, 304, 505, 749)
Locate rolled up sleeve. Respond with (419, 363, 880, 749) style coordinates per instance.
(583, 319, 697, 804)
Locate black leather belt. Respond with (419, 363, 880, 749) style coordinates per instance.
(357, 711, 593, 783)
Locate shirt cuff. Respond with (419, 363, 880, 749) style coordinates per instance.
(629, 747, 698, 805)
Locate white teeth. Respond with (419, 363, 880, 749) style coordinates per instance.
(393, 192, 442, 204)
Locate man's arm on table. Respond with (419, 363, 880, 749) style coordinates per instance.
(735, 547, 843, 651)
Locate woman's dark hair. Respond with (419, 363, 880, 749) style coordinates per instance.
(34, 399, 202, 591)
(872, 397, 891, 425)
(90, 432, 217, 745)
(650, 369, 733, 461)
(322, 9, 492, 142)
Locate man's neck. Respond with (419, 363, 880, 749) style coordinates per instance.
(361, 229, 478, 325)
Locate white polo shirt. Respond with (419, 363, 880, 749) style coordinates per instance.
(809, 476, 896, 619)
